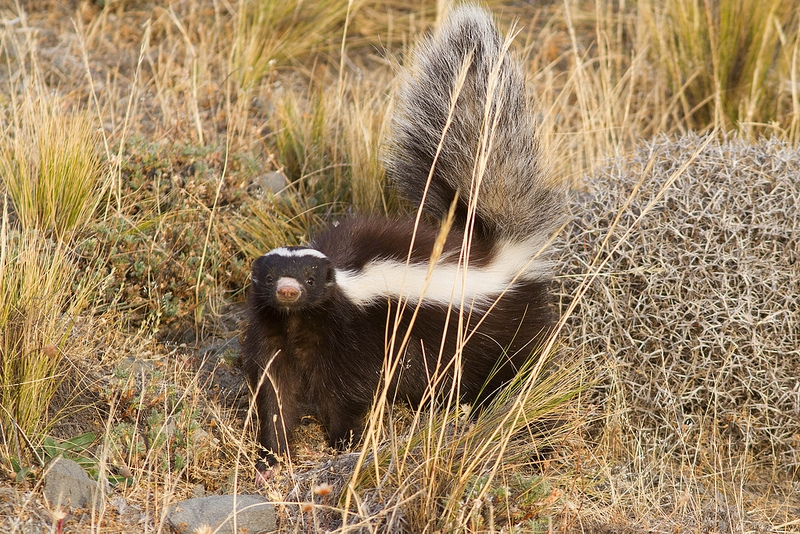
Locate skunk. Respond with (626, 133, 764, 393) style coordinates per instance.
(241, 5, 563, 473)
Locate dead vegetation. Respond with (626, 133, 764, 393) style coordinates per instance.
(0, 0, 799, 532)
(558, 134, 800, 530)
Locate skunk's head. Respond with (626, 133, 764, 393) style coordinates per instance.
(250, 247, 336, 313)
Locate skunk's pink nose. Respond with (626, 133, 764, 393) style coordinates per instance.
(276, 278, 302, 303)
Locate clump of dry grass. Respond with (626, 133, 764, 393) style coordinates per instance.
(640, 0, 799, 135)
(0, 58, 110, 469)
(232, 76, 396, 259)
(232, 0, 355, 89)
(0, 227, 105, 462)
(0, 99, 106, 238)
(558, 134, 800, 528)
(531, 0, 800, 185)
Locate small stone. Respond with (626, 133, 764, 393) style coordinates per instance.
(255, 171, 288, 193)
(167, 495, 276, 534)
(43, 457, 103, 510)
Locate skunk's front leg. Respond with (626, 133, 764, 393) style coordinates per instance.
(253, 365, 305, 468)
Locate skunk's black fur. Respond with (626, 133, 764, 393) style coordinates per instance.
(242, 6, 563, 470)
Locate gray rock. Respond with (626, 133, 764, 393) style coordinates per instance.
(255, 171, 288, 193)
(43, 457, 103, 509)
(167, 495, 276, 534)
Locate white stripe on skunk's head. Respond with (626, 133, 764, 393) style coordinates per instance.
(250, 247, 336, 312)
(263, 246, 329, 260)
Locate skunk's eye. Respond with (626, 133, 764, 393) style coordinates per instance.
(306, 277, 315, 286)
(265, 275, 274, 284)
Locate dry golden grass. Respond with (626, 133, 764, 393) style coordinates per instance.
(0, 0, 798, 532)
(1, 100, 105, 238)
(0, 230, 104, 450)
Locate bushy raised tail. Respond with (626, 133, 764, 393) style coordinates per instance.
(385, 5, 562, 244)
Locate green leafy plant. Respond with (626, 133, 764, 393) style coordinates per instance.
(37, 432, 97, 467)
(7, 432, 132, 487)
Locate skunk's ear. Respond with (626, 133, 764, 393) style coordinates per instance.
(251, 256, 263, 278)
(325, 260, 336, 284)
(251, 255, 271, 282)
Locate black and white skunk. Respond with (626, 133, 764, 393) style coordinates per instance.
(242, 5, 563, 474)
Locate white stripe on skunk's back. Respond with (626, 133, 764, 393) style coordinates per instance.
(335, 237, 552, 310)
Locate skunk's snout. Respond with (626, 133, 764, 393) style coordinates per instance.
(276, 277, 303, 304)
